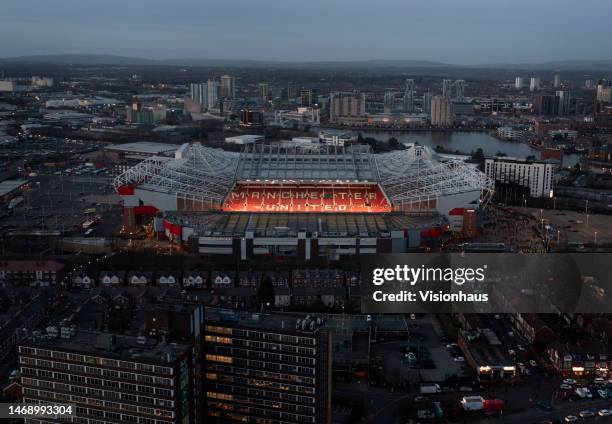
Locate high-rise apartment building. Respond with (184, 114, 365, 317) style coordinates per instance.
(423, 90, 433, 114)
(515, 77, 524, 89)
(430, 95, 453, 126)
(454, 80, 466, 101)
(259, 83, 270, 102)
(329, 91, 365, 122)
(556, 90, 572, 115)
(442, 79, 453, 99)
(383, 90, 396, 113)
(19, 330, 195, 424)
(203, 311, 332, 424)
(207, 79, 220, 110)
(530, 77, 541, 92)
(553, 73, 561, 88)
(220, 75, 236, 99)
(189, 83, 208, 111)
(403, 79, 415, 113)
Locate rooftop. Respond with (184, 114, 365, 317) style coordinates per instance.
(105, 141, 178, 155)
(164, 212, 443, 237)
(0, 179, 28, 197)
(204, 307, 325, 334)
(21, 329, 190, 364)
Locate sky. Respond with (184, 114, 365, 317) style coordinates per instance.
(1, 0, 611, 64)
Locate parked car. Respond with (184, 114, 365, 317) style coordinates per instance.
(578, 410, 595, 418)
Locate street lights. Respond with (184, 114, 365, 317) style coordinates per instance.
(594, 231, 598, 246)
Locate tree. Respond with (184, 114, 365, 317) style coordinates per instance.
(388, 137, 400, 150)
(471, 148, 485, 164)
(257, 276, 275, 308)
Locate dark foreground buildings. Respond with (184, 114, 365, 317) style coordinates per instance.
(204, 311, 332, 424)
(19, 330, 195, 424)
(16, 305, 333, 424)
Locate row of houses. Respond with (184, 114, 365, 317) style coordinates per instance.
(73, 268, 360, 289)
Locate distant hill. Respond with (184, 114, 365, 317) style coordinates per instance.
(476, 59, 612, 71)
(1, 54, 611, 71)
(0, 54, 455, 69)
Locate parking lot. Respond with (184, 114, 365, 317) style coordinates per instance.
(0, 174, 121, 237)
(538, 208, 612, 247)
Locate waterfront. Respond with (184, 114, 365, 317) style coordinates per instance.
(350, 130, 581, 166)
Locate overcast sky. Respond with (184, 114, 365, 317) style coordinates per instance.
(1, 0, 611, 64)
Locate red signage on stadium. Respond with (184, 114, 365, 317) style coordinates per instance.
(223, 183, 392, 213)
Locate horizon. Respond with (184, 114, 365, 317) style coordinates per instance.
(2, 0, 612, 64)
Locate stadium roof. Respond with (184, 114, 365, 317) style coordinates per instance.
(114, 143, 493, 207)
(236, 143, 378, 181)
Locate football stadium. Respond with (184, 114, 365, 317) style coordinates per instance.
(114, 142, 493, 259)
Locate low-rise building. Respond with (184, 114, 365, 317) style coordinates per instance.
(0, 260, 65, 287)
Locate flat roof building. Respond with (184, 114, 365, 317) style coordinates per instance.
(224, 135, 264, 145)
(203, 309, 332, 423)
(19, 329, 195, 424)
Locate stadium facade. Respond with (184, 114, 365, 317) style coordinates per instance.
(114, 143, 493, 259)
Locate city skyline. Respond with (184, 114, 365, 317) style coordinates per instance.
(1, 0, 612, 64)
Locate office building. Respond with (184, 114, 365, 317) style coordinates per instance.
(553, 73, 561, 88)
(597, 80, 612, 103)
(530, 77, 541, 91)
(19, 330, 195, 424)
(329, 91, 366, 123)
(556, 90, 571, 115)
(207, 79, 220, 110)
(239, 109, 264, 128)
(496, 125, 529, 141)
(203, 311, 332, 424)
(300, 89, 316, 107)
(125, 102, 167, 125)
(454, 79, 466, 101)
(220, 75, 235, 99)
(189, 83, 208, 111)
(430, 95, 453, 126)
(403, 79, 415, 113)
(485, 157, 554, 198)
(287, 83, 298, 101)
(533, 94, 558, 116)
(515, 77, 524, 89)
(318, 131, 357, 146)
